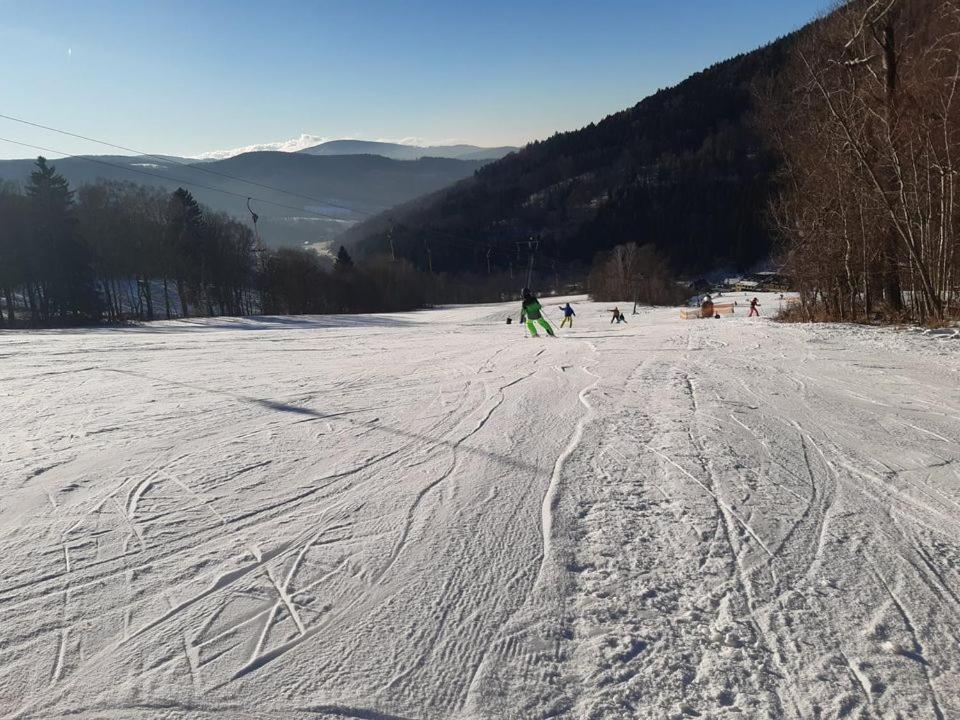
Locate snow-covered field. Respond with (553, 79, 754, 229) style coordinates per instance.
(2, 293, 959, 720)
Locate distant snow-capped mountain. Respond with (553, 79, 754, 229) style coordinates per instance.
(298, 139, 515, 161)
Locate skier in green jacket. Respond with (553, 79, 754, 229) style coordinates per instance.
(520, 288, 555, 337)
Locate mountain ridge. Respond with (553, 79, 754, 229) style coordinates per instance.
(298, 139, 516, 161)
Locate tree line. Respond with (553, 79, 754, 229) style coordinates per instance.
(0, 158, 490, 328)
(767, 0, 960, 323)
(586, 242, 688, 306)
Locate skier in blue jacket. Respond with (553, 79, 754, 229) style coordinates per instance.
(560, 302, 576, 328)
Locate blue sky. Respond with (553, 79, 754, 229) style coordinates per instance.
(0, 0, 830, 159)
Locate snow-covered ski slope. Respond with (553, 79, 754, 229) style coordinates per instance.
(2, 293, 960, 720)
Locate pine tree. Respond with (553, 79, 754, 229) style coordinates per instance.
(167, 187, 205, 316)
(25, 157, 100, 324)
(0, 184, 27, 326)
(335, 245, 355, 272)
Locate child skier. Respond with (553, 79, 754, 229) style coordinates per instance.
(520, 288, 556, 337)
(609, 307, 627, 324)
(749, 297, 761, 317)
(560, 302, 576, 328)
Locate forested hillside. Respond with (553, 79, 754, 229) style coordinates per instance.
(341, 37, 797, 277)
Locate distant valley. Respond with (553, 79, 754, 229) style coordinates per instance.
(0, 143, 514, 248)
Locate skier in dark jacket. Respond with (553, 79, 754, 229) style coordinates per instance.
(560, 302, 576, 328)
(520, 289, 555, 337)
(749, 297, 761, 317)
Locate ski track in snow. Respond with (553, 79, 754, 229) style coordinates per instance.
(1, 294, 959, 719)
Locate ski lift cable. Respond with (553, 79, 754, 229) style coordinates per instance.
(384, 230, 565, 273)
(0, 112, 371, 216)
(0, 135, 355, 221)
(0, 113, 569, 268)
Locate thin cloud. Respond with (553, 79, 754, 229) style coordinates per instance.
(193, 134, 333, 160)
(374, 136, 466, 147)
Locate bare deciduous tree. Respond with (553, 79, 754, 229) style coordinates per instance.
(587, 242, 686, 306)
(766, 0, 960, 322)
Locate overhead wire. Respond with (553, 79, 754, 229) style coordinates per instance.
(382, 225, 565, 280)
(0, 134, 523, 269)
(0, 112, 371, 216)
(0, 115, 549, 275)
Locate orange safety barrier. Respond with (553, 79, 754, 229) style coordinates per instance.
(680, 302, 736, 320)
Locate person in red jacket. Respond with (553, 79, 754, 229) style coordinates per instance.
(749, 297, 761, 317)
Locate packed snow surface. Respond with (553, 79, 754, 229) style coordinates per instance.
(2, 293, 960, 719)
